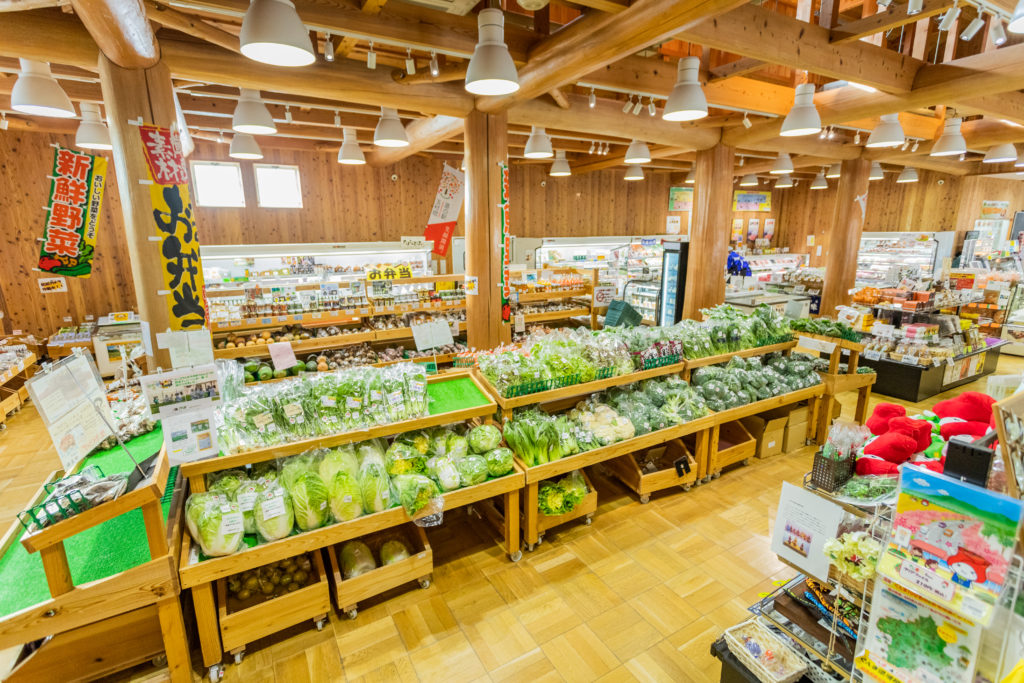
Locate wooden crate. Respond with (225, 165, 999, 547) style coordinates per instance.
(712, 420, 756, 472)
(327, 524, 432, 619)
(216, 550, 331, 656)
(533, 470, 598, 537)
(605, 438, 699, 504)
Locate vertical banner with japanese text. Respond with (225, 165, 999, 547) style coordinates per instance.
(138, 125, 207, 329)
(38, 145, 106, 278)
(499, 161, 511, 323)
(424, 163, 465, 257)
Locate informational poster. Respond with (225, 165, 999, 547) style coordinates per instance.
(38, 145, 107, 278)
(980, 200, 1010, 220)
(139, 363, 220, 418)
(731, 218, 744, 242)
(156, 329, 214, 369)
(423, 163, 464, 257)
(747, 218, 760, 242)
(38, 276, 67, 293)
(763, 218, 776, 241)
(732, 190, 771, 212)
(162, 410, 219, 464)
(498, 161, 511, 323)
(771, 481, 845, 582)
(665, 215, 681, 235)
(878, 468, 1023, 625)
(593, 286, 616, 307)
(139, 124, 207, 330)
(668, 186, 693, 211)
(411, 320, 454, 351)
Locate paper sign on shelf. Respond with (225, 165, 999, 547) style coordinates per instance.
(513, 313, 526, 334)
(770, 481, 845, 582)
(157, 329, 214, 369)
(464, 275, 479, 295)
(139, 363, 220, 419)
(799, 335, 836, 354)
(411, 320, 454, 351)
(400, 236, 427, 249)
(268, 341, 298, 371)
(593, 286, 616, 307)
(162, 409, 219, 464)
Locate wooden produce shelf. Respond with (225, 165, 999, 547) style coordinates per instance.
(373, 327, 414, 342)
(514, 288, 590, 303)
(519, 307, 591, 324)
(605, 438, 701, 504)
(45, 341, 92, 359)
(370, 300, 464, 316)
(815, 371, 876, 445)
(0, 352, 35, 385)
(794, 331, 865, 353)
(326, 525, 432, 618)
(213, 331, 376, 360)
(211, 311, 365, 333)
(681, 340, 797, 377)
(531, 470, 598, 539)
(205, 274, 464, 299)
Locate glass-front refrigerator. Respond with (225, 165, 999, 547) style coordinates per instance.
(658, 240, 691, 326)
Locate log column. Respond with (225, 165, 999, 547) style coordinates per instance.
(682, 142, 735, 319)
(464, 110, 507, 350)
(820, 157, 871, 316)
(98, 56, 176, 368)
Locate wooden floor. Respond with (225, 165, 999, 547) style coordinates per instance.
(1, 355, 1021, 683)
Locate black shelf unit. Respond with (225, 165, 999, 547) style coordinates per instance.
(858, 343, 1005, 402)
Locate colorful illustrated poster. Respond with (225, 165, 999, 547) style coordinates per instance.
(770, 481, 845, 582)
(878, 468, 1024, 625)
(498, 161, 511, 322)
(139, 125, 207, 329)
(980, 200, 1010, 220)
(764, 218, 776, 241)
(747, 218, 760, 242)
(731, 218, 744, 242)
(668, 186, 693, 211)
(732, 190, 771, 212)
(38, 145, 107, 278)
(857, 575, 982, 683)
(424, 163, 464, 257)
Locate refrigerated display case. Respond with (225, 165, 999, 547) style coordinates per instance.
(529, 236, 677, 297)
(1001, 283, 1024, 355)
(624, 282, 659, 324)
(742, 253, 809, 282)
(855, 231, 954, 286)
(657, 240, 692, 326)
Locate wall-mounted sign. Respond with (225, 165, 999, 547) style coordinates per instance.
(668, 186, 693, 212)
(764, 218, 776, 241)
(38, 145, 106, 279)
(732, 190, 772, 212)
(37, 276, 67, 294)
(980, 199, 1010, 220)
(366, 265, 413, 281)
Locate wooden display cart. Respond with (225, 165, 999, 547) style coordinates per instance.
(531, 470, 598, 535)
(0, 351, 36, 425)
(604, 438, 700, 504)
(0, 447, 189, 683)
(793, 333, 875, 444)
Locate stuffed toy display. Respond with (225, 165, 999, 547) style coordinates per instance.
(855, 392, 996, 477)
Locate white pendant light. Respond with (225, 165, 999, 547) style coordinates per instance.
(662, 56, 707, 122)
(549, 150, 570, 177)
(374, 107, 408, 147)
(1015, 151, 1024, 167)
(1009, 0, 1024, 32)
(866, 114, 904, 148)
(780, 83, 821, 137)
(739, 173, 758, 187)
(239, 0, 315, 67)
(229, 133, 263, 159)
(869, 161, 884, 180)
(931, 118, 966, 157)
(774, 174, 794, 188)
(524, 126, 553, 159)
(684, 170, 695, 185)
(771, 152, 794, 175)
(11, 60, 75, 118)
(624, 139, 651, 164)
(810, 172, 828, 190)
(465, 8, 519, 95)
(825, 163, 842, 178)
(896, 166, 919, 183)
(232, 89, 276, 135)
(907, 0, 923, 13)
(624, 165, 644, 181)
(983, 142, 1017, 163)
(337, 127, 365, 165)
(75, 102, 112, 150)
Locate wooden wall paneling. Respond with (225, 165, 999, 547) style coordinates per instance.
(953, 175, 1024, 247)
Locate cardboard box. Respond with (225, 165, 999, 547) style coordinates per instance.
(764, 404, 809, 454)
(741, 413, 788, 459)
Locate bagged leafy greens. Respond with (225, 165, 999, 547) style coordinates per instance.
(467, 424, 502, 454)
(185, 493, 245, 557)
(253, 485, 294, 542)
(484, 447, 514, 477)
(427, 455, 461, 492)
(455, 454, 488, 487)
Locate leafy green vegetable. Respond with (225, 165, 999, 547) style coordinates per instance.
(385, 441, 427, 476)
(380, 539, 411, 565)
(186, 493, 245, 557)
(484, 447, 514, 477)
(427, 455, 461, 491)
(357, 448, 393, 513)
(468, 424, 502, 454)
(325, 467, 363, 522)
(286, 470, 330, 531)
(253, 486, 294, 541)
(454, 454, 488, 487)
(538, 481, 566, 516)
(391, 474, 441, 517)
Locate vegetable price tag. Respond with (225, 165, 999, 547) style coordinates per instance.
(387, 390, 404, 406)
(360, 308, 369, 315)
(514, 313, 526, 333)
(219, 510, 244, 535)
(294, 314, 303, 321)
(863, 350, 882, 361)
(283, 402, 304, 423)
(345, 396, 362, 409)
(450, 320, 460, 336)
(261, 317, 272, 325)
(236, 491, 257, 512)
(252, 412, 275, 432)
(269, 341, 298, 371)
(798, 335, 836, 354)
(321, 395, 337, 407)
(277, 316, 287, 322)
(793, 285, 807, 294)
(261, 493, 287, 519)
(312, 312, 322, 319)
(593, 286, 616, 307)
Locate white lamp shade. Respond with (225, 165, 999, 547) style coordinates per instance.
(75, 102, 112, 150)
(771, 152, 794, 175)
(896, 167, 919, 183)
(866, 114, 904, 148)
(780, 83, 821, 137)
(240, 0, 315, 66)
(739, 173, 758, 187)
(1015, 151, 1024, 167)
(662, 57, 707, 122)
(624, 139, 651, 164)
(810, 172, 828, 189)
(465, 9, 519, 95)
(374, 107, 409, 147)
(1009, 0, 1024, 32)
(232, 89, 276, 135)
(774, 174, 794, 188)
(869, 161, 884, 180)
(624, 165, 644, 181)
(931, 118, 966, 157)
(524, 126, 553, 159)
(684, 170, 695, 184)
(983, 142, 1017, 163)
(549, 150, 570, 176)
(825, 162, 842, 178)
(338, 127, 365, 165)
(11, 60, 75, 118)
(229, 133, 263, 159)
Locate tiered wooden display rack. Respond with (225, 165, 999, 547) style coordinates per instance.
(502, 267, 598, 342)
(793, 333, 876, 444)
(0, 352, 36, 425)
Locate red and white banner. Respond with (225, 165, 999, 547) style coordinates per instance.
(424, 163, 465, 257)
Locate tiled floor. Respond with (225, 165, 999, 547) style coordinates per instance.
(1, 355, 1021, 682)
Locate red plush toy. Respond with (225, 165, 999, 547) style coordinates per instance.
(863, 432, 918, 463)
(856, 455, 899, 476)
(887, 416, 932, 452)
(933, 392, 996, 424)
(939, 420, 991, 441)
(866, 403, 906, 436)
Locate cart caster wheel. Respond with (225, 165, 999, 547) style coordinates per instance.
(742, 459, 750, 466)
(151, 654, 167, 667)
(509, 550, 523, 562)
(208, 664, 224, 682)
(234, 651, 245, 664)
(639, 494, 651, 504)
(712, 472, 721, 479)
(315, 618, 326, 631)
(526, 543, 536, 552)
(418, 577, 431, 589)
(537, 534, 544, 544)
(681, 484, 692, 492)
(345, 609, 358, 620)
(584, 515, 593, 526)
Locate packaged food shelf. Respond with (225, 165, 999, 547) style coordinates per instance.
(213, 331, 377, 360)
(530, 470, 598, 540)
(211, 311, 364, 333)
(514, 288, 591, 303)
(205, 274, 465, 298)
(858, 341, 1006, 401)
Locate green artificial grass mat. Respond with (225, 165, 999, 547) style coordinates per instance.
(427, 376, 491, 415)
(0, 429, 175, 619)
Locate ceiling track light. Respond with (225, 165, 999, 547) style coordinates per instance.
(589, 88, 596, 109)
(11, 59, 75, 118)
(774, 173, 794, 188)
(828, 128, 836, 140)
(901, 139, 910, 151)
(632, 98, 643, 115)
(405, 48, 416, 76)
(622, 95, 633, 114)
(524, 126, 553, 159)
(739, 156, 745, 167)
(684, 169, 695, 184)
(931, 117, 966, 156)
(624, 139, 651, 164)
(429, 51, 439, 78)
(854, 130, 861, 145)
(819, 127, 827, 140)
(990, 18, 1008, 45)
(284, 105, 292, 123)
(465, 8, 519, 95)
(549, 150, 571, 177)
(866, 113, 905, 148)
(324, 32, 334, 62)
(239, 0, 316, 67)
(739, 173, 758, 187)
(0, 113, 7, 131)
(742, 112, 752, 129)
(374, 106, 409, 147)
(648, 98, 657, 117)
(908, 0, 923, 14)
(960, 15, 985, 40)
(938, 5, 960, 31)
(780, 82, 821, 137)
(333, 110, 340, 127)
(367, 42, 377, 69)
(912, 139, 920, 152)
(960, 152, 966, 161)
(663, 56, 708, 122)
(588, 141, 595, 154)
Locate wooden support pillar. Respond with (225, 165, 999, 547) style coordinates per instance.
(464, 110, 506, 351)
(820, 158, 871, 316)
(98, 56, 176, 368)
(682, 143, 734, 320)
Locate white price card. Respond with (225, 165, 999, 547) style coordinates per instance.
(863, 350, 882, 361)
(268, 341, 298, 371)
(793, 285, 807, 294)
(593, 286, 617, 307)
(411, 320, 454, 351)
(401, 236, 427, 249)
(514, 313, 526, 334)
(156, 329, 214, 370)
(799, 335, 837, 354)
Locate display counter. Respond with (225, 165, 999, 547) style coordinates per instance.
(859, 342, 1005, 401)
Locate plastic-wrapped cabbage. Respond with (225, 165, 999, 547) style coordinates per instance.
(455, 454, 488, 487)
(185, 493, 244, 557)
(394, 429, 431, 456)
(391, 474, 442, 517)
(357, 450, 394, 513)
(426, 455, 461, 492)
(253, 485, 294, 541)
(318, 445, 359, 484)
(445, 432, 469, 459)
(385, 440, 427, 476)
(280, 452, 320, 492)
(234, 479, 264, 534)
(428, 427, 450, 457)
(380, 538, 411, 565)
(207, 469, 247, 499)
(251, 461, 278, 484)
(339, 540, 376, 579)
(484, 447, 514, 477)
(355, 438, 387, 466)
(324, 465, 363, 522)
(467, 424, 502, 454)
(286, 470, 330, 531)
(559, 471, 587, 512)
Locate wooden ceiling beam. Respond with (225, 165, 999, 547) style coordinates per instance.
(364, 114, 462, 166)
(392, 62, 467, 85)
(0, 10, 100, 70)
(707, 56, 766, 83)
(572, 145, 694, 174)
(71, 0, 159, 67)
(335, 0, 387, 59)
(829, 0, 953, 44)
(146, 0, 240, 53)
(0, 0, 67, 10)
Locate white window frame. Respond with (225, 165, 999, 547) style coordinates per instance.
(253, 163, 304, 208)
(189, 160, 246, 208)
